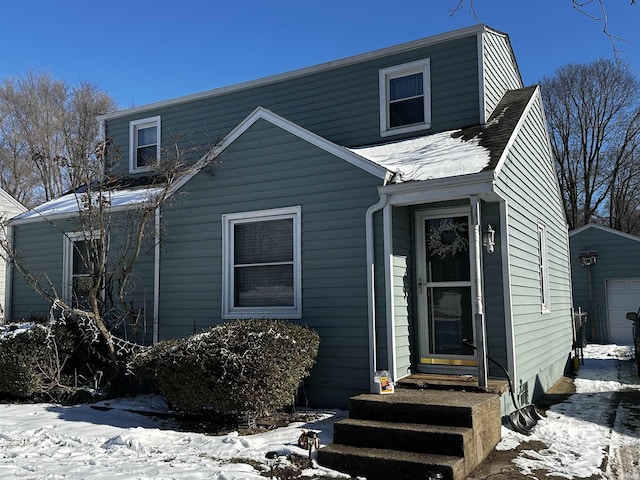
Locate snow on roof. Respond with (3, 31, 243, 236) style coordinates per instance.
(349, 130, 491, 182)
(14, 187, 164, 223)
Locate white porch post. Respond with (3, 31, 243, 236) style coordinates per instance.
(471, 195, 488, 390)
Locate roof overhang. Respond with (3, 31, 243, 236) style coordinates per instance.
(379, 170, 498, 206)
(11, 187, 164, 225)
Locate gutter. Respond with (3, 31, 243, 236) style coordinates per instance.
(365, 192, 389, 392)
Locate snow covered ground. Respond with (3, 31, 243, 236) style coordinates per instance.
(0, 343, 638, 479)
(498, 343, 640, 479)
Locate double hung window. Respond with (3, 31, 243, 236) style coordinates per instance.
(222, 206, 301, 318)
(63, 232, 104, 310)
(379, 59, 431, 136)
(129, 116, 161, 172)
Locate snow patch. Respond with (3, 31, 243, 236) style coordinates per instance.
(349, 130, 491, 182)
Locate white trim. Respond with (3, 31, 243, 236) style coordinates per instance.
(570, 223, 640, 243)
(222, 206, 302, 319)
(99, 25, 490, 121)
(477, 31, 487, 125)
(221, 107, 389, 179)
(171, 106, 390, 196)
(129, 116, 161, 173)
(497, 196, 517, 402)
(383, 201, 396, 381)
(0, 189, 25, 214)
(153, 207, 160, 344)
(379, 58, 431, 137)
(3, 225, 15, 322)
(381, 171, 497, 207)
(62, 231, 102, 306)
(11, 188, 163, 225)
(415, 206, 476, 367)
(538, 221, 551, 314)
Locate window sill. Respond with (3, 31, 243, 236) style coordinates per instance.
(380, 122, 431, 138)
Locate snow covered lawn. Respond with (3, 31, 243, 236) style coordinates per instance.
(0, 396, 349, 479)
(0, 344, 638, 479)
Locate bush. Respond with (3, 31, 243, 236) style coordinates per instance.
(0, 321, 101, 401)
(0, 324, 49, 397)
(131, 319, 320, 416)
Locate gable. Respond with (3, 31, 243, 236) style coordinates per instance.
(570, 224, 640, 244)
(569, 224, 640, 270)
(171, 107, 391, 194)
(480, 28, 523, 121)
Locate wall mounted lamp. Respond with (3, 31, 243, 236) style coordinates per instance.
(579, 251, 598, 267)
(483, 225, 496, 254)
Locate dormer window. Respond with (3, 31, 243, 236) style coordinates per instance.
(129, 116, 161, 172)
(379, 59, 431, 137)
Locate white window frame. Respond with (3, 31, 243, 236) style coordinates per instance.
(537, 221, 551, 313)
(129, 116, 161, 173)
(379, 58, 431, 137)
(62, 231, 104, 308)
(222, 206, 302, 319)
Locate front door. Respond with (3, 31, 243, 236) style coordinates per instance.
(416, 209, 476, 372)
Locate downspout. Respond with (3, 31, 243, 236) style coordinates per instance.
(470, 195, 488, 390)
(153, 206, 160, 344)
(383, 201, 396, 383)
(366, 192, 389, 392)
(3, 224, 14, 323)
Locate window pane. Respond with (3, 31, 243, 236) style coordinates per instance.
(426, 217, 470, 282)
(137, 145, 157, 166)
(234, 219, 293, 265)
(390, 73, 423, 101)
(73, 240, 90, 275)
(389, 98, 424, 127)
(137, 126, 157, 147)
(235, 264, 294, 307)
(72, 276, 92, 310)
(428, 287, 474, 355)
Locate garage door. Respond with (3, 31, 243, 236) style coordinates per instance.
(606, 278, 640, 345)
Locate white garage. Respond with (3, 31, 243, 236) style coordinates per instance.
(606, 278, 640, 345)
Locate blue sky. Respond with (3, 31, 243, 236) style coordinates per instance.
(1, 0, 638, 110)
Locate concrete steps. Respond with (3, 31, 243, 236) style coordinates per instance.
(317, 389, 501, 480)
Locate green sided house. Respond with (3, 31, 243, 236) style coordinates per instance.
(6, 25, 573, 417)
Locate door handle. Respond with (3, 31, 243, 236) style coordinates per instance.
(418, 278, 424, 294)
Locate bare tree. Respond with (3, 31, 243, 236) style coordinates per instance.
(540, 59, 640, 231)
(0, 72, 116, 208)
(449, 0, 636, 55)
(3, 136, 215, 382)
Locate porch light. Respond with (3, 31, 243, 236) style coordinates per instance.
(482, 225, 496, 254)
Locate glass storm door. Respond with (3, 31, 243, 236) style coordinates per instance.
(416, 210, 476, 371)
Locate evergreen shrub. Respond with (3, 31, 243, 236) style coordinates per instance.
(131, 319, 320, 416)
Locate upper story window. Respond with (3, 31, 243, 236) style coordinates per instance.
(129, 116, 161, 173)
(379, 59, 431, 137)
(222, 206, 302, 319)
(537, 221, 551, 313)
